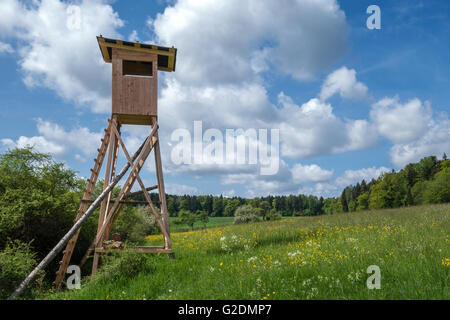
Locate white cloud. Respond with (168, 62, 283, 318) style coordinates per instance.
(128, 29, 139, 42)
(220, 160, 335, 197)
(0, 41, 14, 54)
(338, 119, 378, 152)
(334, 166, 390, 187)
(291, 163, 333, 184)
(1, 118, 103, 158)
(217, 163, 391, 198)
(277, 94, 376, 159)
(299, 166, 390, 198)
(319, 66, 368, 101)
(1, 136, 65, 155)
(158, 80, 277, 131)
(0, 0, 124, 113)
(0, 0, 23, 36)
(389, 118, 450, 167)
(368, 96, 450, 167)
(165, 183, 199, 195)
(370, 97, 432, 144)
(153, 0, 348, 85)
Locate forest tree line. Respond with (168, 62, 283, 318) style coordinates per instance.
(133, 154, 450, 218)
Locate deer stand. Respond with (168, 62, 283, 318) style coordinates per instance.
(52, 36, 177, 288)
(54, 116, 172, 287)
(8, 36, 178, 298)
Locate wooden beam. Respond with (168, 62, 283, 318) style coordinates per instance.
(152, 118, 172, 250)
(137, 246, 173, 254)
(80, 199, 160, 205)
(125, 185, 158, 198)
(109, 123, 169, 242)
(94, 246, 172, 254)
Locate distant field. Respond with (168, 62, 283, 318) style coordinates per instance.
(44, 203, 449, 300)
(168, 216, 234, 232)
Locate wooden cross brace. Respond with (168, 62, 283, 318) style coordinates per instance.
(91, 118, 171, 274)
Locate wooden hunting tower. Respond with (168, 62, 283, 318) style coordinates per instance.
(53, 36, 178, 287)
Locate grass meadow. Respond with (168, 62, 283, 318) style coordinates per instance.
(43, 203, 449, 300)
(168, 216, 234, 232)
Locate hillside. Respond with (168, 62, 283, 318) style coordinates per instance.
(43, 203, 449, 300)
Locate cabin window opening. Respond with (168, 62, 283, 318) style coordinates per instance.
(122, 60, 153, 78)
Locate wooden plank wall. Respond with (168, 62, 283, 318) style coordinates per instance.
(112, 48, 158, 125)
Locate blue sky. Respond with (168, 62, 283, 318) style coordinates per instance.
(0, 0, 449, 198)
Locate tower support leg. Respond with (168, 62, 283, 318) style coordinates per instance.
(152, 117, 172, 249)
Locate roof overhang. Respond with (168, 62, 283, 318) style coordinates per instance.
(97, 36, 177, 72)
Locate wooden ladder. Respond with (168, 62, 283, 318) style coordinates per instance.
(53, 120, 112, 288)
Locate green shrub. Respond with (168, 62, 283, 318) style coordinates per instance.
(233, 205, 261, 224)
(265, 209, 282, 221)
(112, 206, 158, 242)
(98, 249, 154, 281)
(0, 148, 95, 279)
(0, 240, 38, 299)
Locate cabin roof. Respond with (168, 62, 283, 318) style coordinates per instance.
(97, 36, 177, 72)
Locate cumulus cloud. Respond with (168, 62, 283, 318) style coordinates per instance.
(299, 166, 390, 198)
(368, 96, 450, 167)
(165, 183, 199, 195)
(220, 160, 295, 196)
(153, 0, 348, 85)
(277, 94, 377, 159)
(389, 118, 450, 167)
(217, 162, 392, 198)
(0, 0, 124, 113)
(370, 96, 432, 144)
(319, 66, 368, 101)
(158, 80, 277, 131)
(2, 136, 64, 155)
(1, 118, 103, 158)
(220, 160, 335, 197)
(337, 120, 378, 153)
(291, 163, 333, 184)
(0, 41, 14, 54)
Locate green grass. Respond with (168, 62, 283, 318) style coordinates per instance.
(168, 216, 234, 232)
(42, 204, 449, 300)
